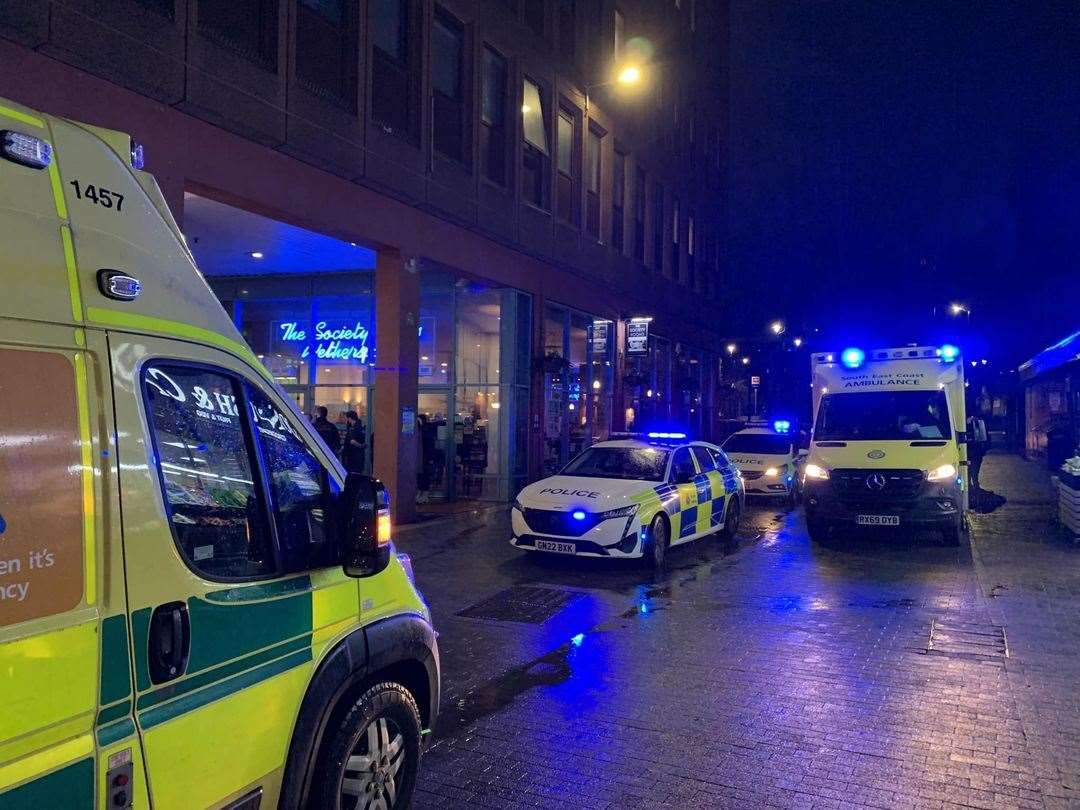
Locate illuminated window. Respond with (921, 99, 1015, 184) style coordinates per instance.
(522, 78, 550, 208)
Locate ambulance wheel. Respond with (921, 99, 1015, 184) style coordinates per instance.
(719, 498, 741, 540)
(313, 681, 422, 810)
(641, 514, 669, 571)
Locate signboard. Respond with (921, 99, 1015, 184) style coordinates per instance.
(276, 319, 373, 363)
(590, 321, 610, 355)
(626, 320, 650, 356)
(750, 375, 761, 387)
(401, 406, 416, 435)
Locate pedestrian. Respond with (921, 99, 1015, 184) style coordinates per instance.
(311, 406, 341, 455)
(416, 413, 430, 504)
(342, 411, 367, 474)
(967, 413, 988, 494)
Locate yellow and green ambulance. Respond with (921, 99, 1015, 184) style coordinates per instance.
(0, 96, 439, 809)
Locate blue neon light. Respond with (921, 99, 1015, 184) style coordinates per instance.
(572, 510, 587, 521)
(940, 344, 960, 362)
(840, 347, 865, 369)
(773, 420, 791, 434)
(570, 633, 585, 647)
(279, 320, 372, 362)
(647, 431, 687, 439)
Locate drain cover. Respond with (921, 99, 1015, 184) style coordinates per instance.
(458, 586, 585, 624)
(927, 618, 1008, 660)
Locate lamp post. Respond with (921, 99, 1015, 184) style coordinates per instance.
(584, 64, 645, 115)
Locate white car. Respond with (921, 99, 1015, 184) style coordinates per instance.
(722, 427, 799, 502)
(511, 435, 746, 569)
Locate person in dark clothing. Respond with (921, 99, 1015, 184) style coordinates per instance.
(311, 406, 341, 455)
(343, 411, 367, 474)
(966, 414, 988, 493)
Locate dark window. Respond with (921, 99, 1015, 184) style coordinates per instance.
(815, 391, 953, 442)
(586, 126, 601, 238)
(371, 0, 417, 139)
(558, 0, 575, 62)
(524, 0, 545, 37)
(614, 8, 624, 59)
(652, 182, 664, 270)
(480, 46, 508, 185)
(296, 0, 357, 109)
(687, 211, 695, 287)
(634, 167, 645, 262)
(691, 445, 715, 472)
(612, 149, 625, 253)
(671, 197, 680, 280)
(432, 9, 466, 163)
(670, 447, 696, 482)
(556, 108, 577, 223)
(522, 78, 550, 209)
(707, 446, 731, 470)
(198, 0, 279, 70)
(144, 365, 274, 580)
(137, 0, 175, 18)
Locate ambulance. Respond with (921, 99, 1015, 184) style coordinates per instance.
(802, 345, 968, 545)
(511, 433, 745, 569)
(0, 97, 438, 809)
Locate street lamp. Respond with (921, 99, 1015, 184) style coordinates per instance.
(793, 337, 803, 348)
(741, 356, 750, 366)
(584, 62, 644, 114)
(949, 302, 971, 316)
(769, 320, 785, 335)
(726, 343, 737, 355)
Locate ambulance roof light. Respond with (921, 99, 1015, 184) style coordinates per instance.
(2, 131, 52, 170)
(939, 344, 960, 362)
(840, 347, 865, 369)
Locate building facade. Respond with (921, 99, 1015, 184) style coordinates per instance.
(0, 0, 730, 521)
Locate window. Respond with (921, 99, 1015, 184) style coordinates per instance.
(522, 78, 550, 209)
(558, 0, 575, 61)
(145, 365, 274, 580)
(691, 445, 715, 472)
(634, 166, 645, 262)
(137, 0, 175, 19)
(671, 197, 680, 280)
(296, 0, 357, 109)
(652, 182, 664, 271)
(371, 0, 417, 138)
(556, 108, 577, 223)
(614, 8, 624, 59)
(670, 447, 696, 482)
(561, 446, 669, 481)
(198, 0, 279, 70)
(612, 149, 625, 253)
(687, 211, 695, 287)
(586, 127, 602, 238)
(524, 0, 545, 37)
(688, 106, 696, 167)
(480, 47, 508, 185)
(432, 9, 466, 163)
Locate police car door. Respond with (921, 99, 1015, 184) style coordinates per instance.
(669, 447, 702, 543)
(112, 335, 351, 809)
(691, 446, 725, 535)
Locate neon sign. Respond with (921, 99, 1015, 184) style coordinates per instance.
(278, 321, 371, 363)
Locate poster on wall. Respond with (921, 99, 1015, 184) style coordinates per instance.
(626, 319, 650, 356)
(590, 321, 610, 355)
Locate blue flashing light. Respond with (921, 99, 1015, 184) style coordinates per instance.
(773, 419, 792, 434)
(572, 510, 587, 521)
(940, 344, 960, 363)
(840, 347, 865, 369)
(639, 602, 649, 615)
(570, 633, 585, 647)
(647, 431, 687, 440)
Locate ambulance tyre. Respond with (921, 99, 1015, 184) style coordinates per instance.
(720, 498, 741, 540)
(642, 514, 669, 571)
(313, 681, 422, 810)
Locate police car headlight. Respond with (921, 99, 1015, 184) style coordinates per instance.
(804, 463, 829, 480)
(764, 467, 780, 477)
(926, 463, 957, 481)
(599, 504, 639, 520)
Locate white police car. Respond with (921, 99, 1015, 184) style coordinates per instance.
(511, 433, 746, 569)
(721, 423, 799, 502)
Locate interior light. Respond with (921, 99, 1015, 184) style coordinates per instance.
(130, 139, 145, 170)
(249, 251, 264, 259)
(521, 104, 531, 114)
(840, 347, 865, 369)
(592, 379, 601, 390)
(2, 130, 52, 169)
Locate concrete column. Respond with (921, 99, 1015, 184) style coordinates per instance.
(374, 249, 419, 524)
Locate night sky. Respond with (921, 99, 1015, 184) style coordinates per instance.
(726, 1, 1080, 366)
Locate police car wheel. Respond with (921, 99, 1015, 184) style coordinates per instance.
(642, 514, 669, 571)
(314, 681, 422, 810)
(720, 499, 741, 540)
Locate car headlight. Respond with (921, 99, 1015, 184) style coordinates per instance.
(804, 463, 829, 480)
(764, 467, 780, 477)
(599, 504, 639, 520)
(926, 463, 957, 481)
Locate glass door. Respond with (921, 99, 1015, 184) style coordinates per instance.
(417, 389, 451, 501)
(312, 385, 372, 473)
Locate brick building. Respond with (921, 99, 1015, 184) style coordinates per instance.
(0, 0, 729, 521)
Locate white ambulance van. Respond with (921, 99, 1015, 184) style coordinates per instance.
(802, 345, 968, 545)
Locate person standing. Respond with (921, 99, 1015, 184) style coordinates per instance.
(967, 413, 988, 493)
(311, 406, 341, 455)
(343, 411, 367, 474)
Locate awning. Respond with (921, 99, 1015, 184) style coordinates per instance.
(1019, 329, 1080, 381)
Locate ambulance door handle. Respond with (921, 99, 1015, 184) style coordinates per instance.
(147, 601, 190, 685)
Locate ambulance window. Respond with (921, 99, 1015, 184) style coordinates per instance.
(144, 365, 275, 580)
(246, 385, 339, 567)
(691, 446, 715, 472)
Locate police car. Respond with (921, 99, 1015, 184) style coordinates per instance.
(722, 422, 800, 502)
(511, 433, 745, 568)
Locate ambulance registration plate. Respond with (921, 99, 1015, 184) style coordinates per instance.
(536, 539, 576, 554)
(856, 514, 900, 526)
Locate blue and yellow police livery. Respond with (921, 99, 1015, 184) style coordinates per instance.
(511, 435, 746, 569)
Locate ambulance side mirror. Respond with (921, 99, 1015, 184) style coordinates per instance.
(339, 474, 392, 578)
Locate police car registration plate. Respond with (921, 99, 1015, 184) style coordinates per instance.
(856, 515, 900, 526)
(536, 539, 575, 554)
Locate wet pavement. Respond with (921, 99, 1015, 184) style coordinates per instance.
(397, 452, 1080, 809)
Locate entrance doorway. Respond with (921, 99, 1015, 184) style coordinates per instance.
(417, 390, 450, 501)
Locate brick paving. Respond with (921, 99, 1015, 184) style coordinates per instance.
(397, 453, 1080, 809)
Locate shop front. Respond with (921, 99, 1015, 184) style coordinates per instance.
(1020, 330, 1080, 468)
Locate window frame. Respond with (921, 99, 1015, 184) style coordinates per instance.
(141, 360, 336, 583)
(295, 0, 359, 110)
(585, 124, 602, 238)
(370, 0, 419, 140)
(612, 148, 626, 253)
(522, 76, 551, 210)
(556, 104, 579, 224)
(480, 44, 509, 187)
(431, 6, 468, 164)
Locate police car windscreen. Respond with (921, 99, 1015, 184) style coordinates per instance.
(561, 447, 670, 481)
(723, 434, 792, 455)
(815, 390, 952, 441)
